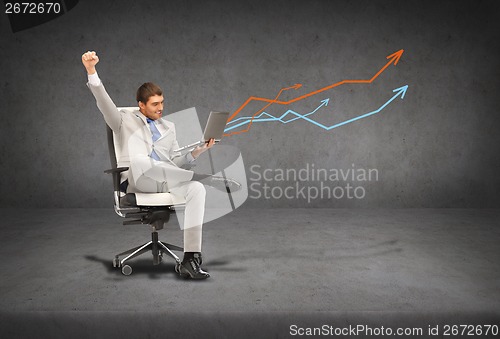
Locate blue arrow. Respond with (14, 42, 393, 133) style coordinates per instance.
(224, 85, 408, 132)
(224, 98, 329, 132)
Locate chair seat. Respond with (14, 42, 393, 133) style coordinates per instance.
(120, 192, 186, 207)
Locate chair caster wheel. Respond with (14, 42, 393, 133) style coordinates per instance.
(175, 263, 181, 274)
(122, 265, 132, 276)
(113, 257, 120, 268)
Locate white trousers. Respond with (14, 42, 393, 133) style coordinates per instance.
(129, 158, 206, 253)
(168, 181, 205, 252)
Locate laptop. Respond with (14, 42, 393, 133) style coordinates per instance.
(173, 111, 230, 152)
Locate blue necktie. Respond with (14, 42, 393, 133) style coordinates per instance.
(146, 118, 161, 160)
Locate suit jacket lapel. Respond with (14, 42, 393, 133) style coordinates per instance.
(133, 112, 154, 148)
(156, 118, 172, 141)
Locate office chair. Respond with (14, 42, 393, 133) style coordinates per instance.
(104, 113, 185, 276)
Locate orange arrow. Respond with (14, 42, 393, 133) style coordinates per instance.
(229, 83, 304, 137)
(226, 49, 404, 126)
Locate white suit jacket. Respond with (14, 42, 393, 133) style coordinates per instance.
(87, 81, 194, 187)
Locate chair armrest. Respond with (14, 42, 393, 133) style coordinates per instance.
(104, 167, 129, 192)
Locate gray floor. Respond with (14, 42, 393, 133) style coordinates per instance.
(0, 208, 499, 338)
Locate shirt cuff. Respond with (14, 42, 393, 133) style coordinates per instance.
(87, 72, 101, 86)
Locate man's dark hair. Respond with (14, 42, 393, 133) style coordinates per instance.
(136, 82, 163, 103)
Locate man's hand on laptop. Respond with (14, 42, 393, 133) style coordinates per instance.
(191, 138, 215, 159)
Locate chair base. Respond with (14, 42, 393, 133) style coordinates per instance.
(112, 230, 183, 276)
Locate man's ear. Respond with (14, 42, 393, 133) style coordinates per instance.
(138, 101, 145, 111)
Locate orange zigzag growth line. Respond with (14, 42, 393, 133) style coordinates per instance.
(233, 83, 302, 137)
(224, 49, 404, 137)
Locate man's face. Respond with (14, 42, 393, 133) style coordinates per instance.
(139, 94, 164, 120)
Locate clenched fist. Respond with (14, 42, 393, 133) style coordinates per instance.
(82, 51, 99, 74)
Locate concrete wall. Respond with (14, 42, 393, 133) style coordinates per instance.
(1, 0, 499, 208)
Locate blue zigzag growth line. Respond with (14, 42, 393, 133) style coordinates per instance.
(224, 85, 408, 132)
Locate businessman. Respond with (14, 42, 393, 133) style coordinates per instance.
(82, 51, 234, 279)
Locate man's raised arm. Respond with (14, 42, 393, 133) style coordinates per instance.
(82, 51, 121, 131)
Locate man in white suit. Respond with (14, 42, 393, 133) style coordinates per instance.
(82, 50, 220, 279)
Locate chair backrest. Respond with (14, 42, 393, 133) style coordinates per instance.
(105, 125, 121, 192)
(106, 125, 117, 167)
(106, 107, 139, 191)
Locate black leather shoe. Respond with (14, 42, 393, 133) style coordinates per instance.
(195, 252, 203, 266)
(178, 255, 210, 280)
(176, 253, 203, 269)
